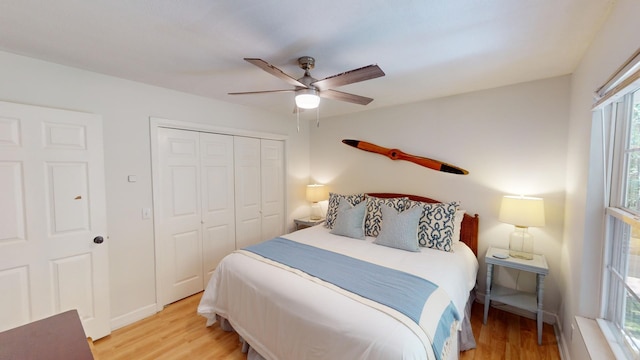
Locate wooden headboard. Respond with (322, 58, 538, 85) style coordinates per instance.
(367, 193, 479, 256)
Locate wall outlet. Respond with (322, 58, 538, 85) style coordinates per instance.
(142, 208, 152, 219)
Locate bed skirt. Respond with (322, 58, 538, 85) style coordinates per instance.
(458, 291, 477, 351)
(215, 291, 477, 359)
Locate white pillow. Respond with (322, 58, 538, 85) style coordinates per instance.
(452, 210, 466, 243)
(330, 198, 367, 240)
(373, 205, 422, 252)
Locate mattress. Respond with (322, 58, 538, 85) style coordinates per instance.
(198, 225, 479, 360)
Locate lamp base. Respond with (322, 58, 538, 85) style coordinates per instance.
(509, 226, 534, 260)
(310, 202, 322, 220)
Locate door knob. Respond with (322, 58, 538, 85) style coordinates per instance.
(93, 236, 104, 244)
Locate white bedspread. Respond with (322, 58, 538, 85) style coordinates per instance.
(198, 225, 478, 360)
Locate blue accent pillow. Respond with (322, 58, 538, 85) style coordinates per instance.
(373, 205, 422, 252)
(325, 193, 365, 229)
(407, 200, 459, 252)
(364, 195, 409, 237)
(330, 198, 367, 239)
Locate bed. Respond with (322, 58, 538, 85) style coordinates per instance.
(198, 193, 479, 360)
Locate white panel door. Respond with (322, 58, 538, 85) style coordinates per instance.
(157, 128, 203, 306)
(260, 139, 284, 241)
(234, 137, 262, 249)
(0, 101, 109, 339)
(200, 132, 235, 286)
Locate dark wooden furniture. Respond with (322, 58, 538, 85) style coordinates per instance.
(0, 310, 94, 360)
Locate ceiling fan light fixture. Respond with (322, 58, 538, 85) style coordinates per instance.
(295, 88, 320, 109)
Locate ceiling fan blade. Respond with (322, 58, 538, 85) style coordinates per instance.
(228, 89, 295, 95)
(319, 89, 373, 105)
(311, 64, 385, 91)
(244, 58, 307, 88)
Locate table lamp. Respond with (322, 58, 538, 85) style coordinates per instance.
(498, 195, 545, 260)
(306, 184, 328, 220)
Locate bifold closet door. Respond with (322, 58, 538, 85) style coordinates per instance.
(234, 137, 262, 249)
(157, 128, 236, 306)
(200, 133, 235, 286)
(156, 128, 282, 305)
(234, 137, 285, 249)
(157, 128, 204, 306)
(260, 139, 284, 240)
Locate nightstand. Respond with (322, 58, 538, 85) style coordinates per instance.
(483, 246, 549, 345)
(294, 217, 325, 230)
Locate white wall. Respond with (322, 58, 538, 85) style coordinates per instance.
(0, 50, 311, 327)
(310, 75, 571, 319)
(3, 1, 636, 349)
(563, 0, 640, 358)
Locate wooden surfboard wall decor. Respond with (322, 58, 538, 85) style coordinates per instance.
(342, 139, 469, 175)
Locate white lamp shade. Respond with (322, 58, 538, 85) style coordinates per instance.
(295, 89, 320, 109)
(499, 196, 545, 227)
(306, 184, 328, 203)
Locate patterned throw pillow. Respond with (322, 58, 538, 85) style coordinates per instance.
(373, 205, 422, 252)
(364, 195, 409, 237)
(406, 200, 459, 252)
(330, 198, 367, 240)
(325, 193, 365, 229)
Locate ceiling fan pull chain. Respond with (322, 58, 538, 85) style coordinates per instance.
(296, 107, 300, 132)
(316, 107, 320, 128)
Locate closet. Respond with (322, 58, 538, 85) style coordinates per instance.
(234, 136, 285, 249)
(154, 127, 284, 307)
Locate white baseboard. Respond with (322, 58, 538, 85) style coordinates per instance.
(109, 303, 158, 331)
(554, 313, 570, 360)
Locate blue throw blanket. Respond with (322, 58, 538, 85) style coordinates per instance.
(243, 237, 460, 359)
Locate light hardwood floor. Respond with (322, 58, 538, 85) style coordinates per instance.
(93, 292, 561, 359)
(461, 301, 561, 360)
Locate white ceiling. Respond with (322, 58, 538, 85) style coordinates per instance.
(0, 0, 614, 118)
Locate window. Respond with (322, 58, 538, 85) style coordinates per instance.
(603, 88, 640, 358)
(624, 91, 640, 212)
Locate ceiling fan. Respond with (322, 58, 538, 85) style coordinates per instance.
(229, 56, 385, 110)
